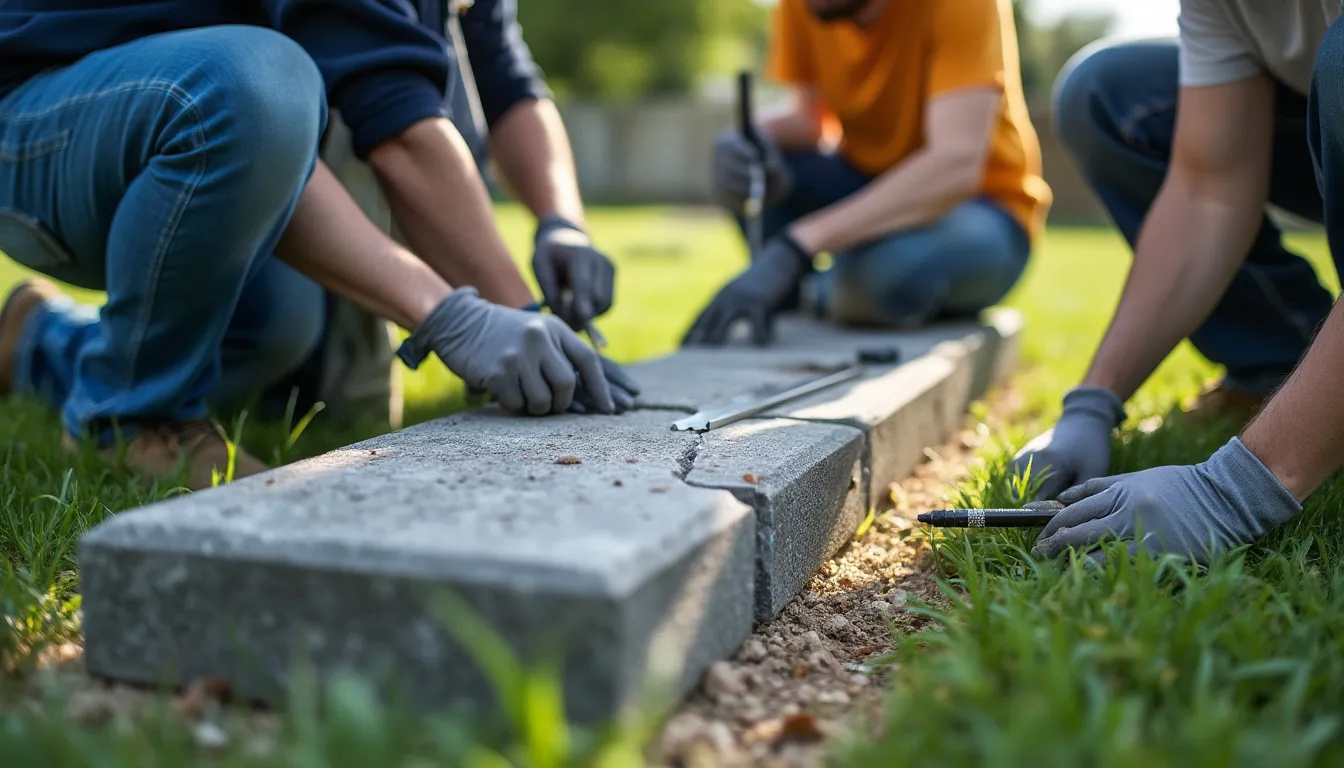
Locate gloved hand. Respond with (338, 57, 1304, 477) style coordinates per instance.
(531, 216, 616, 331)
(573, 356, 641, 414)
(396, 287, 614, 416)
(711, 127, 793, 210)
(682, 233, 812, 347)
(1032, 437, 1302, 566)
(1009, 387, 1126, 500)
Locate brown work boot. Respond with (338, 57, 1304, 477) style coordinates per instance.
(1175, 379, 1267, 429)
(64, 420, 270, 491)
(0, 278, 64, 397)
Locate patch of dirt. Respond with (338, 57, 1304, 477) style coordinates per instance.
(653, 385, 1023, 768)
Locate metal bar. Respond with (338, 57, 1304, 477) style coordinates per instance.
(671, 365, 864, 433)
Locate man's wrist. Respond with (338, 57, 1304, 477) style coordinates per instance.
(787, 219, 828, 254)
(1062, 386, 1127, 429)
(535, 214, 586, 241)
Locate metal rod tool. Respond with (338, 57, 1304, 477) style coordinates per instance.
(671, 365, 863, 433)
(738, 70, 766, 260)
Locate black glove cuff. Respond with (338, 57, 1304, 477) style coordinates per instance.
(535, 214, 586, 243)
(776, 230, 814, 271)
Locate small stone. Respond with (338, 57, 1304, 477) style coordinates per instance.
(817, 689, 850, 706)
(555, 455, 582, 465)
(824, 615, 850, 634)
(613, 479, 624, 487)
(193, 721, 230, 750)
(65, 689, 117, 726)
(704, 661, 747, 698)
(851, 673, 870, 688)
(869, 600, 893, 616)
(651, 486, 668, 493)
(626, 457, 639, 463)
(888, 589, 910, 608)
(802, 630, 822, 648)
(807, 649, 836, 670)
(705, 721, 735, 751)
(742, 473, 757, 484)
(740, 638, 768, 663)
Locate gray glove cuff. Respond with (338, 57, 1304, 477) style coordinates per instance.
(1061, 386, 1127, 429)
(396, 287, 480, 370)
(1203, 436, 1302, 529)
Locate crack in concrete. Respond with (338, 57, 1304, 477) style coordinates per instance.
(673, 435, 703, 481)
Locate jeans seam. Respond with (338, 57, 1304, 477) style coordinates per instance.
(49, 81, 208, 417)
(126, 91, 208, 400)
(0, 131, 71, 162)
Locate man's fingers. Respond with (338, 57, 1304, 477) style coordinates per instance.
(1057, 473, 1132, 505)
(489, 370, 526, 414)
(684, 300, 732, 347)
(533, 248, 563, 313)
(1034, 499, 1128, 559)
(749, 307, 773, 346)
(538, 337, 578, 414)
(1084, 540, 1143, 568)
(563, 253, 598, 328)
(1036, 488, 1117, 541)
(611, 383, 636, 413)
(593, 256, 616, 317)
(519, 326, 560, 415)
(558, 329, 614, 414)
(601, 357, 641, 397)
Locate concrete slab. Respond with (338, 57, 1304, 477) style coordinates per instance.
(683, 419, 865, 620)
(79, 409, 756, 722)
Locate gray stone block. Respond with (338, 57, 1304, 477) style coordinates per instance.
(79, 409, 756, 722)
(682, 419, 866, 620)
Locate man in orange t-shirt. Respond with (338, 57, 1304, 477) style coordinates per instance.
(683, 0, 1052, 346)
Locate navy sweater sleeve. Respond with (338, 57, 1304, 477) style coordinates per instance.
(264, 0, 455, 159)
(457, 0, 552, 127)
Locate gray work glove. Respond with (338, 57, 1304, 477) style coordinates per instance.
(711, 127, 793, 209)
(532, 216, 616, 332)
(396, 288, 614, 416)
(1032, 437, 1301, 566)
(682, 233, 812, 347)
(1009, 387, 1126, 500)
(574, 357, 641, 415)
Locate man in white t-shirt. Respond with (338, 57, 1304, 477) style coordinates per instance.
(1009, 2, 1344, 565)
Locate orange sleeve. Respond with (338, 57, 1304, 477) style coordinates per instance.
(766, 0, 813, 86)
(926, 0, 1008, 96)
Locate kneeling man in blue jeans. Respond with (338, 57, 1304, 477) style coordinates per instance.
(0, 2, 631, 490)
(684, 0, 1052, 346)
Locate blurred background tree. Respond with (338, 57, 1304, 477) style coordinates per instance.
(517, 0, 1114, 104)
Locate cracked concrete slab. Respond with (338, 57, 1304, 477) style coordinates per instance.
(79, 409, 756, 722)
(76, 308, 1023, 720)
(682, 419, 866, 620)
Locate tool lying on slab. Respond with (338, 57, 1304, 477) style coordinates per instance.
(738, 70, 766, 260)
(917, 501, 1065, 528)
(671, 346, 901, 433)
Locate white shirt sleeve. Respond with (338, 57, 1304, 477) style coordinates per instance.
(1178, 0, 1264, 87)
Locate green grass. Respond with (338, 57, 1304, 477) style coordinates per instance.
(2, 211, 1341, 764)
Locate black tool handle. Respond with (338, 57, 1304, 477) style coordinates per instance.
(916, 509, 1058, 528)
(737, 70, 764, 158)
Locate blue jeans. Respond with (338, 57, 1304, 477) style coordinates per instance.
(1054, 36, 1344, 396)
(754, 149, 1031, 327)
(0, 26, 328, 443)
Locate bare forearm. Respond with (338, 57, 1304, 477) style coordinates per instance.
(761, 108, 822, 151)
(1081, 176, 1264, 400)
(276, 161, 450, 331)
(789, 148, 978, 253)
(368, 118, 535, 308)
(489, 99, 586, 227)
(1242, 300, 1344, 500)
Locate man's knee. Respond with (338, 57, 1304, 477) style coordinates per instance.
(1052, 40, 1136, 157)
(175, 27, 326, 175)
(246, 280, 325, 387)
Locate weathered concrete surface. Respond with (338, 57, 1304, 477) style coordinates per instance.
(77, 308, 1024, 720)
(79, 410, 756, 722)
(683, 419, 865, 620)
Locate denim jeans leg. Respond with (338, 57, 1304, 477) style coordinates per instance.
(0, 26, 327, 443)
(824, 199, 1031, 327)
(1307, 19, 1344, 297)
(1053, 39, 1332, 395)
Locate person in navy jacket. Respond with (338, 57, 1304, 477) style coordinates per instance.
(0, 0, 632, 488)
